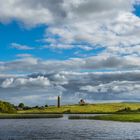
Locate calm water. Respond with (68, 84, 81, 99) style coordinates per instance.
(0, 114, 140, 140)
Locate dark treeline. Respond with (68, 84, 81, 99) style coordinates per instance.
(0, 100, 49, 113)
(16, 103, 49, 111)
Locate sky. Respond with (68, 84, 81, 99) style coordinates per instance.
(0, 0, 140, 106)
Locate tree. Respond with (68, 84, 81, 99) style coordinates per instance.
(34, 106, 39, 108)
(0, 100, 16, 113)
(18, 103, 24, 108)
(45, 104, 48, 107)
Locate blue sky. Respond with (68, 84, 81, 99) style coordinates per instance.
(0, 0, 140, 105)
(134, 4, 140, 16)
(0, 22, 105, 61)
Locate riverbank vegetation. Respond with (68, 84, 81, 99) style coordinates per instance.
(0, 114, 63, 119)
(69, 114, 140, 122)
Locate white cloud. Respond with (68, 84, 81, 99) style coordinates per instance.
(1, 76, 50, 88)
(0, 0, 52, 26)
(0, 55, 140, 74)
(0, 0, 140, 105)
(1, 78, 14, 88)
(46, 12, 140, 54)
(0, 0, 139, 53)
(80, 81, 140, 93)
(16, 53, 33, 58)
(0, 70, 140, 105)
(11, 43, 33, 50)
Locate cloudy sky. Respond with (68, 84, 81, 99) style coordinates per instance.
(0, 0, 140, 106)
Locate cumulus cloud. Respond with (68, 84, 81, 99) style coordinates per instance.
(41, 0, 140, 54)
(0, 0, 52, 26)
(1, 76, 50, 88)
(46, 12, 140, 54)
(0, 0, 139, 53)
(0, 71, 140, 105)
(0, 0, 133, 24)
(0, 55, 140, 74)
(0, 0, 140, 105)
(80, 81, 140, 93)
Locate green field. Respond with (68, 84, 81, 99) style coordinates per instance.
(18, 103, 140, 114)
(69, 114, 140, 122)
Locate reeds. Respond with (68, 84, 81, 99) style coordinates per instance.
(0, 114, 63, 119)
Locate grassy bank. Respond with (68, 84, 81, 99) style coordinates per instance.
(69, 114, 140, 122)
(18, 103, 140, 114)
(0, 114, 63, 119)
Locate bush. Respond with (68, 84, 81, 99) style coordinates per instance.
(124, 107, 131, 111)
(34, 106, 39, 109)
(23, 106, 31, 110)
(117, 107, 131, 112)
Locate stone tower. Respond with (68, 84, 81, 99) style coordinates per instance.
(57, 96, 60, 108)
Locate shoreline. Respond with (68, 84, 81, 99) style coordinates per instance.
(1, 113, 140, 122)
(0, 114, 63, 119)
(68, 114, 140, 122)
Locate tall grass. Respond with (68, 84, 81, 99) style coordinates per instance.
(0, 114, 63, 119)
(69, 115, 96, 120)
(68, 114, 140, 122)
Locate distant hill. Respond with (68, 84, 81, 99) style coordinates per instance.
(0, 100, 16, 113)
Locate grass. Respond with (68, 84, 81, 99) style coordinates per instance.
(68, 114, 140, 122)
(0, 114, 63, 119)
(18, 103, 140, 114)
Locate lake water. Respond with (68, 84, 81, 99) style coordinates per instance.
(0, 114, 140, 140)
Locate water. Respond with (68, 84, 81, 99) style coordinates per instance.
(0, 114, 140, 140)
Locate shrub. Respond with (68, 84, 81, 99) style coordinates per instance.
(34, 106, 39, 109)
(117, 107, 131, 112)
(63, 109, 71, 113)
(23, 106, 31, 110)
